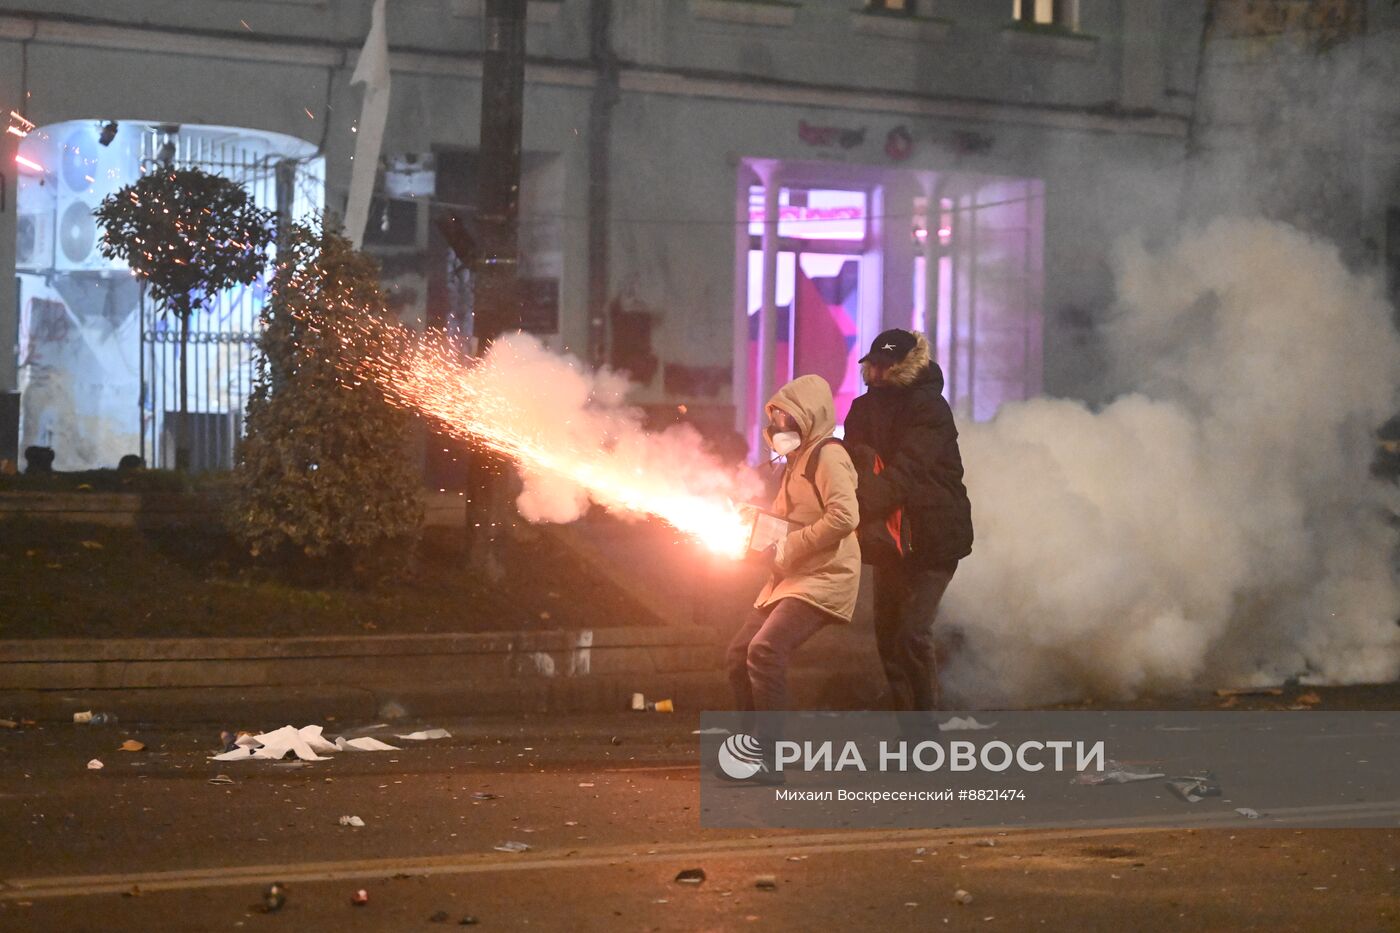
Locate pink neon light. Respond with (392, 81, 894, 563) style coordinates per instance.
(14, 154, 43, 172)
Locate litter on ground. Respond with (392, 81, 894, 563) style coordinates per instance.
(938, 716, 995, 731)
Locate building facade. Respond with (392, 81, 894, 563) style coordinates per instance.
(2, 0, 1392, 471)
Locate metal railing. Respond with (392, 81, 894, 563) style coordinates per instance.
(137, 129, 322, 470)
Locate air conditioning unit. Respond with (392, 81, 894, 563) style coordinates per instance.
(15, 211, 54, 272)
(51, 123, 135, 273)
(53, 197, 116, 272)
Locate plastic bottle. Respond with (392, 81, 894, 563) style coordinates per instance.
(89, 712, 118, 725)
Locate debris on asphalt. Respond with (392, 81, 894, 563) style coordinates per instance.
(471, 792, 500, 801)
(118, 739, 145, 752)
(938, 716, 995, 731)
(754, 875, 778, 890)
(262, 882, 287, 913)
(211, 725, 337, 762)
(975, 838, 997, 847)
(610, 735, 623, 745)
(335, 735, 400, 752)
(1074, 761, 1167, 785)
(786, 855, 808, 862)
(953, 889, 974, 906)
(578, 782, 595, 788)
(208, 774, 235, 785)
(494, 841, 531, 853)
(123, 885, 142, 898)
(631, 693, 674, 712)
(351, 889, 369, 906)
(339, 815, 366, 828)
(396, 728, 451, 741)
(458, 917, 480, 926)
(675, 868, 706, 884)
(0, 719, 17, 729)
(212, 725, 406, 762)
(1167, 776, 1222, 803)
(1236, 807, 1261, 819)
(74, 711, 117, 725)
(87, 758, 104, 770)
(914, 847, 927, 856)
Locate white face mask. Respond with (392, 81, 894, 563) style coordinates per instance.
(770, 431, 801, 456)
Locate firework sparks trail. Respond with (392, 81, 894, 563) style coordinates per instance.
(331, 317, 757, 557)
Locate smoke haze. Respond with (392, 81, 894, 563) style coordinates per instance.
(463, 334, 760, 528)
(943, 217, 1400, 704)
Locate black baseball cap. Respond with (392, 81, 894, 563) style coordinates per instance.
(859, 329, 917, 365)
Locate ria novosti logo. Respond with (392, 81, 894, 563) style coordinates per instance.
(717, 733, 766, 780)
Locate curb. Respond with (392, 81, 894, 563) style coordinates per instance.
(0, 627, 723, 691)
(0, 669, 883, 725)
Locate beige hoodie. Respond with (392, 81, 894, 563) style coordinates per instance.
(755, 375, 862, 623)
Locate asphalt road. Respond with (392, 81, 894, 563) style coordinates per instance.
(2, 713, 1398, 932)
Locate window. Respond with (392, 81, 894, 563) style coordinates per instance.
(1012, 0, 1076, 29)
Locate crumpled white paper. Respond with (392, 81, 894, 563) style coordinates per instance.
(937, 716, 997, 732)
(336, 735, 400, 752)
(396, 728, 451, 741)
(210, 724, 401, 762)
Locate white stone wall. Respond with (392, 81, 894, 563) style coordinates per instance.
(0, 0, 1206, 430)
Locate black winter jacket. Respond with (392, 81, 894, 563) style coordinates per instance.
(844, 353, 973, 568)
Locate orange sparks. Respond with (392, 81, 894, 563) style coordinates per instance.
(332, 319, 753, 558)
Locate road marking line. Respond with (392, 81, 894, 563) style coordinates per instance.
(5, 801, 1400, 901)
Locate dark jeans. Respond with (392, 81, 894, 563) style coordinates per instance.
(872, 560, 957, 712)
(726, 599, 830, 713)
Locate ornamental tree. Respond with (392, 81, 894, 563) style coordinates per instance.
(95, 166, 275, 467)
(231, 220, 422, 581)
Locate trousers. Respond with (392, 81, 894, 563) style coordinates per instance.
(726, 598, 830, 712)
(872, 560, 957, 711)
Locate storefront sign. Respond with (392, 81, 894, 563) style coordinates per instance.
(798, 120, 866, 150)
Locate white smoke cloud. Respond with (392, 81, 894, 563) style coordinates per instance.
(943, 217, 1400, 704)
(472, 335, 760, 526)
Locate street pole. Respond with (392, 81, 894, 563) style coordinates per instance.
(586, 0, 617, 370)
(468, 0, 526, 578)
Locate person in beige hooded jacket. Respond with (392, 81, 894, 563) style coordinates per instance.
(726, 374, 861, 712)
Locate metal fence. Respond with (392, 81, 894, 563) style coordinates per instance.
(138, 129, 322, 470)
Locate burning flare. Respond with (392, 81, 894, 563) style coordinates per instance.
(329, 318, 755, 557)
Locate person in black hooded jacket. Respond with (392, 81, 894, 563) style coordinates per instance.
(844, 328, 973, 711)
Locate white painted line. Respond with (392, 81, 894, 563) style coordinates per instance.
(5, 801, 1399, 902)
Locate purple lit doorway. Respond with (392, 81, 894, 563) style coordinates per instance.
(743, 184, 871, 456)
(738, 166, 1044, 455)
(744, 251, 862, 433)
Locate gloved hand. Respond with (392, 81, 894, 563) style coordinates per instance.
(747, 543, 785, 578)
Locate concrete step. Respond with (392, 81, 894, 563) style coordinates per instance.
(0, 627, 723, 691)
(0, 668, 886, 726)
